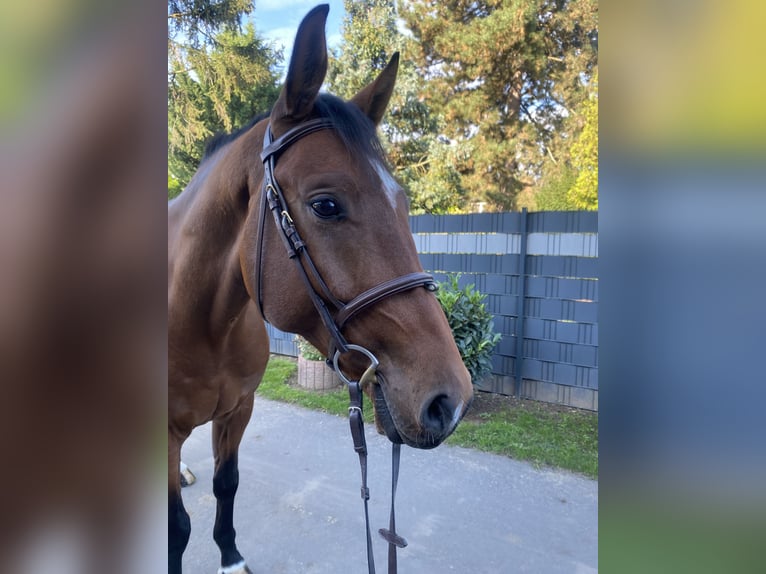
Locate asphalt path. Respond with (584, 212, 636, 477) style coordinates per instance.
(180, 398, 597, 573)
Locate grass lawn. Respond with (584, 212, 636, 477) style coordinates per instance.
(448, 393, 598, 478)
(256, 356, 372, 422)
(258, 356, 598, 479)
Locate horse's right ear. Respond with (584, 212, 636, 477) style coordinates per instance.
(271, 4, 329, 123)
(350, 52, 399, 126)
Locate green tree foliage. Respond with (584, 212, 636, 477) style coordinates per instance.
(567, 71, 598, 209)
(534, 70, 598, 211)
(168, 0, 253, 47)
(399, 0, 598, 211)
(327, 0, 400, 97)
(168, 2, 282, 197)
(168, 173, 184, 200)
(534, 162, 577, 210)
(327, 0, 466, 213)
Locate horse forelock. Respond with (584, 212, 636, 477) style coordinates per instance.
(313, 94, 386, 163)
(314, 94, 404, 211)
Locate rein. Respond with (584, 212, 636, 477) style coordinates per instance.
(257, 118, 436, 573)
(333, 346, 407, 574)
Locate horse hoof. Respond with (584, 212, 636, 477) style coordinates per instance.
(217, 560, 252, 574)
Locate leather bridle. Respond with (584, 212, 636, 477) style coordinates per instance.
(256, 118, 437, 361)
(256, 117, 436, 573)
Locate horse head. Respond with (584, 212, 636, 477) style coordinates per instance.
(240, 4, 473, 449)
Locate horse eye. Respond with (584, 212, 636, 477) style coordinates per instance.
(310, 198, 342, 219)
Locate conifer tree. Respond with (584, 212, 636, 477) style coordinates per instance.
(328, 0, 467, 213)
(168, 1, 282, 196)
(399, 0, 598, 210)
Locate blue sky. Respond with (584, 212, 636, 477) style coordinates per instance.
(247, 1, 346, 75)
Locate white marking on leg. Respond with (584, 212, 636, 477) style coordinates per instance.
(180, 461, 196, 486)
(218, 559, 248, 574)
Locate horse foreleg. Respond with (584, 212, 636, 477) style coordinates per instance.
(212, 392, 254, 574)
(168, 432, 191, 574)
(180, 461, 196, 487)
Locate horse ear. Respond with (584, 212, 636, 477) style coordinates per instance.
(272, 4, 329, 122)
(350, 52, 399, 126)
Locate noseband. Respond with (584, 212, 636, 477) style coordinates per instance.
(256, 118, 437, 363)
(256, 118, 437, 574)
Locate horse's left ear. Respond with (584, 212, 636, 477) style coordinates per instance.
(350, 52, 399, 126)
(272, 4, 329, 122)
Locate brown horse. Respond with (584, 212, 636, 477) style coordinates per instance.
(168, 5, 473, 573)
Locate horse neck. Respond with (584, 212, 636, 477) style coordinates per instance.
(169, 143, 258, 338)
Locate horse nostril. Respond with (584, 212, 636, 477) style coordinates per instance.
(421, 393, 459, 438)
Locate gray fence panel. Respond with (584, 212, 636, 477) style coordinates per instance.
(409, 212, 522, 233)
(524, 318, 599, 346)
(522, 359, 599, 389)
(526, 255, 598, 278)
(523, 339, 598, 367)
(265, 323, 297, 357)
(525, 298, 598, 323)
(527, 210, 598, 232)
(525, 276, 598, 301)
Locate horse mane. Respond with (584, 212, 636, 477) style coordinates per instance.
(200, 93, 389, 167)
(201, 112, 270, 161)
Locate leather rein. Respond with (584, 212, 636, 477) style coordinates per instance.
(256, 118, 436, 573)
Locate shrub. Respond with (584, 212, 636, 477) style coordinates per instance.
(295, 335, 324, 361)
(436, 274, 501, 384)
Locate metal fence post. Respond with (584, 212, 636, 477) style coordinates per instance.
(515, 208, 528, 398)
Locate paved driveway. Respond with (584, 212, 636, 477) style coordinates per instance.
(180, 398, 597, 573)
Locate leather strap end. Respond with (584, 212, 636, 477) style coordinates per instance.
(349, 408, 367, 455)
(378, 528, 408, 548)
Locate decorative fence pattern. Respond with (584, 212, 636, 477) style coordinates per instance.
(266, 210, 598, 411)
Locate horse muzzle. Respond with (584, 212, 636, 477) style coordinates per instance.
(334, 344, 471, 449)
(374, 376, 470, 449)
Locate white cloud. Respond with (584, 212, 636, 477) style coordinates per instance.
(327, 32, 342, 50)
(261, 26, 298, 75)
(262, 26, 297, 48)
